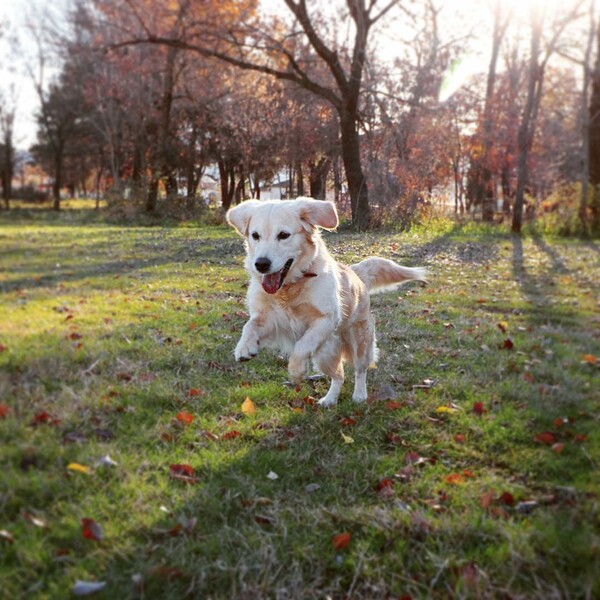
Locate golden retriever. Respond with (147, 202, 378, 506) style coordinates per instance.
(226, 197, 427, 407)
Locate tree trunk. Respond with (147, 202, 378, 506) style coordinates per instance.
(340, 108, 370, 230)
(512, 15, 542, 234)
(309, 157, 331, 199)
(146, 177, 159, 212)
(295, 160, 304, 197)
(53, 152, 62, 210)
(589, 18, 600, 233)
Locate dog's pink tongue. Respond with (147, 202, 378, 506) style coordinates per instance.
(262, 273, 281, 294)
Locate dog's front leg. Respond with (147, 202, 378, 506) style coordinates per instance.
(235, 315, 272, 362)
(287, 316, 336, 383)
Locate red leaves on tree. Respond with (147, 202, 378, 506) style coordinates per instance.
(332, 532, 351, 550)
(81, 518, 103, 542)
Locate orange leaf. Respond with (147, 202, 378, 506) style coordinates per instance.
(176, 411, 194, 425)
(188, 388, 204, 397)
(339, 417, 357, 426)
(332, 532, 351, 550)
(221, 430, 241, 440)
(169, 464, 198, 483)
(480, 489, 495, 510)
(582, 354, 597, 365)
(453, 434, 466, 444)
(241, 397, 256, 415)
(444, 473, 465, 485)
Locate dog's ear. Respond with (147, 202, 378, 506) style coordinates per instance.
(297, 198, 338, 231)
(226, 201, 260, 236)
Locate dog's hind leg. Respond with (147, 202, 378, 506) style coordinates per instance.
(314, 337, 344, 407)
(347, 319, 377, 403)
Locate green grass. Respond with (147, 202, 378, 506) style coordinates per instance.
(1, 207, 599, 599)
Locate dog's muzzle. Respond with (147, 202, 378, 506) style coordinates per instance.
(261, 259, 293, 294)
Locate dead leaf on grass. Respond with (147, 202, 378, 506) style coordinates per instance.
(81, 518, 104, 542)
(332, 531, 351, 550)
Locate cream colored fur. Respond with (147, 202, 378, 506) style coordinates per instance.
(226, 197, 427, 407)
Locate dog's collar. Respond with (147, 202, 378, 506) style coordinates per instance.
(302, 271, 318, 278)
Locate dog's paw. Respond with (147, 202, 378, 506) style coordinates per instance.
(352, 392, 368, 404)
(234, 339, 259, 362)
(287, 355, 308, 384)
(317, 394, 338, 408)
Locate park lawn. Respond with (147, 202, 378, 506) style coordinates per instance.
(0, 208, 599, 599)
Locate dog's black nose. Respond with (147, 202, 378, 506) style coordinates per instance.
(254, 257, 271, 273)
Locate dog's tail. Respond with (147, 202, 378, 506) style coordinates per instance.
(351, 257, 427, 294)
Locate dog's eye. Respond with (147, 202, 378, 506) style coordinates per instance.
(277, 231, 291, 241)
(251, 232, 260, 241)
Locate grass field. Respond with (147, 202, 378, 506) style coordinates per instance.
(0, 207, 599, 599)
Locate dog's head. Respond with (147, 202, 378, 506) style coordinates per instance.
(226, 197, 338, 294)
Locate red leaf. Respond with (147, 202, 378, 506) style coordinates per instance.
(29, 411, 60, 427)
(176, 411, 194, 425)
(574, 434, 588, 443)
(385, 401, 404, 410)
(453, 433, 466, 444)
(534, 432, 556, 446)
(501, 338, 514, 350)
(81, 518, 103, 542)
(472, 402, 486, 416)
(462, 469, 475, 478)
(0, 344, 7, 353)
(0, 404, 10, 419)
(499, 491, 515, 506)
(376, 478, 395, 500)
(221, 430, 241, 440)
(332, 532, 351, 550)
(551, 442, 565, 454)
(169, 464, 198, 483)
(66, 332, 83, 340)
(188, 388, 204, 397)
(339, 417, 357, 426)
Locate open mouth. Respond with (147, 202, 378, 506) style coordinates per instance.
(261, 259, 293, 294)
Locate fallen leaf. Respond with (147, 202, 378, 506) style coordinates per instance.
(435, 406, 458, 414)
(551, 442, 566, 453)
(266, 470, 279, 480)
(385, 401, 404, 410)
(497, 321, 508, 333)
(96, 455, 118, 467)
(339, 417, 357, 426)
(340, 431, 354, 444)
(499, 491, 515, 506)
(72, 580, 106, 596)
(0, 404, 10, 418)
(0, 344, 7, 353)
(501, 338, 514, 350)
(67, 463, 91, 474)
(0, 529, 14, 543)
(81, 518, 103, 542)
(444, 473, 465, 485)
(188, 388, 204, 397)
(305, 483, 320, 492)
(472, 402, 486, 416)
(332, 531, 351, 550)
(221, 430, 241, 440)
(22, 510, 48, 528)
(480, 489, 495, 510)
(534, 432, 556, 446)
(30, 411, 60, 427)
(169, 464, 198, 483)
(453, 434, 466, 443)
(582, 354, 597, 365)
(241, 397, 256, 415)
(176, 411, 194, 425)
(376, 478, 395, 500)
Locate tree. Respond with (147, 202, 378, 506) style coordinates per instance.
(589, 14, 600, 232)
(0, 95, 16, 209)
(107, 0, 409, 230)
